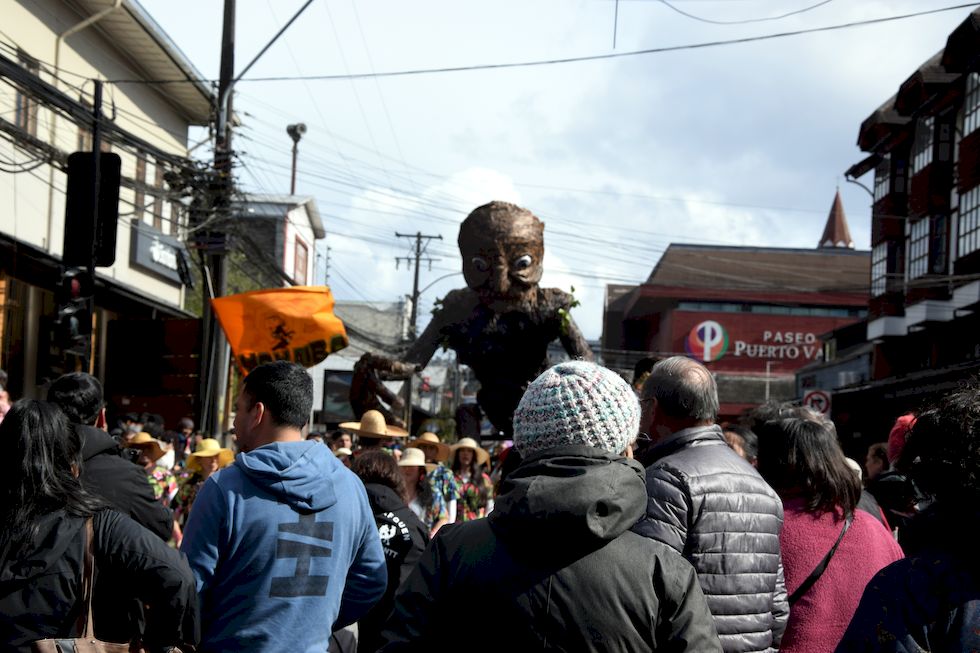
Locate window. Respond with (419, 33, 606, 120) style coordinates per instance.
(170, 201, 181, 235)
(134, 152, 147, 220)
(929, 214, 948, 275)
(294, 240, 308, 285)
(873, 158, 891, 202)
(14, 50, 39, 136)
(908, 218, 930, 279)
(911, 117, 934, 175)
(872, 243, 888, 296)
(959, 185, 980, 258)
(152, 162, 164, 230)
(965, 73, 980, 136)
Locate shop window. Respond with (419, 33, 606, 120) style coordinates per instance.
(294, 239, 308, 285)
(907, 218, 929, 279)
(911, 117, 934, 175)
(14, 50, 39, 137)
(965, 73, 980, 136)
(958, 185, 980, 258)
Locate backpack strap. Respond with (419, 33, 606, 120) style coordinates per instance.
(788, 515, 852, 606)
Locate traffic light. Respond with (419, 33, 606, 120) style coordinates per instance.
(63, 151, 121, 268)
(56, 267, 94, 357)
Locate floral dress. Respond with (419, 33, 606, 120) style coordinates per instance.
(427, 464, 461, 507)
(147, 464, 178, 507)
(455, 471, 494, 521)
(409, 489, 448, 532)
(172, 471, 205, 528)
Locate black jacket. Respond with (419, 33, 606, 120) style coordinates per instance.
(632, 425, 788, 653)
(380, 446, 721, 652)
(0, 508, 198, 653)
(77, 424, 173, 541)
(358, 483, 428, 653)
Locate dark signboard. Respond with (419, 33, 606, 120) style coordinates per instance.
(130, 221, 184, 285)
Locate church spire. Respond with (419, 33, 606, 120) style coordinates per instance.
(819, 190, 854, 249)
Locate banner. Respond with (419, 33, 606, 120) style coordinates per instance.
(211, 286, 348, 372)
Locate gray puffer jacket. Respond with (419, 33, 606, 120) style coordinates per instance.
(632, 425, 789, 653)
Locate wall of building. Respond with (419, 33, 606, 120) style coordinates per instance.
(283, 204, 316, 285)
(1, 0, 192, 309)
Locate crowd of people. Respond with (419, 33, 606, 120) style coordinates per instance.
(0, 356, 977, 652)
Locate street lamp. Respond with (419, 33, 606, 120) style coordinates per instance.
(286, 122, 306, 195)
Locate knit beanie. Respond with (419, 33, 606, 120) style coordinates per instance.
(513, 361, 640, 456)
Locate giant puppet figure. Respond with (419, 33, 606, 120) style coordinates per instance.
(351, 201, 593, 436)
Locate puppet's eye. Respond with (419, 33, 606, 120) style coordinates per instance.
(471, 257, 489, 272)
(513, 255, 533, 270)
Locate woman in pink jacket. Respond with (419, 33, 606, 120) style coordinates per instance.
(755, 408, 904, 653)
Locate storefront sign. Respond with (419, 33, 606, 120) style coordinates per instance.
(130, 222, 183, 285)
(684, 320, 822, 363)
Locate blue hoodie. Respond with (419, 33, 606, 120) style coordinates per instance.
(181, 440, 386, 653)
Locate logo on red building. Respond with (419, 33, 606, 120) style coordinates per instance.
(685, 320, 729, 362)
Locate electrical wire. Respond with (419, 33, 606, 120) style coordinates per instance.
(656, 0, 836, 25)
(103, 4, 978, 85)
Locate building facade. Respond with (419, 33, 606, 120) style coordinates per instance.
(830, 8, 980, 453)
(0, 0, 211, 414)
(602, 201, 869, 422)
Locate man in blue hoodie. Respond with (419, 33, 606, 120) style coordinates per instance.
(182, 361, 387, 653)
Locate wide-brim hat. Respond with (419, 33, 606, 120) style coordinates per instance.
(451, 437, 490, 467)
(186, 438, 235, 472)
(339, 409, 409, 439)
(124, 432, 166, 462)
(407, 432, 451, 462)
(397, 446, 437, 472)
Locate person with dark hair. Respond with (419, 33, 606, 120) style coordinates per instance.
(0, 400, 198, 652)
(632, 355, 662, 392)
(381, 361, 721, 651)
(631, 356, 789, 653)
(397, 448, 447, 536)
(754, 409, 903, 653)
(180, 360, 386, 653)
(47, 372, 172, 542)
(863, 442, 889, 483)
(723, 424, 759, 466)
(449, 438, 494, 521)
(351, 450, 428, 653)
(836, 386, 980, 652)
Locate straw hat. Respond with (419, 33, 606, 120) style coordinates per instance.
(339, 409, 409, 439)
(397, 446, 436, 472)
(407, 432, 451, 462)
(186, 438, 234, 473)
(124, 432, 166, 463)
(451, 437, 490, 467)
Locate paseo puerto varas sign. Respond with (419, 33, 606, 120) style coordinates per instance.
(684, 319, 823, 364)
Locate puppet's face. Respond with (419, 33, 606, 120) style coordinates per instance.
(458, 203, 544, 304)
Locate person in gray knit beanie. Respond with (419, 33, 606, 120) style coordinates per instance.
(513, 360, 640, 456)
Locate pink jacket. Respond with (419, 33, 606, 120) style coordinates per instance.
(779, 498, 904, 653)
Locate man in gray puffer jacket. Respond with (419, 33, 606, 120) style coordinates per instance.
(632, 356, 789, 653)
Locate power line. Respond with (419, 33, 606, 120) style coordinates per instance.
(104, 4, 978, 85)
(656, 0, 836, 25)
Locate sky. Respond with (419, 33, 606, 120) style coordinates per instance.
(138, 0, 977, 343)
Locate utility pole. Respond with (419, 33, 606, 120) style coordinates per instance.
(395, 231, 442, 338)
(199, 0, 235, 438)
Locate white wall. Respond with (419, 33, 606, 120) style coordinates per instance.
(0, 0, 195, 307)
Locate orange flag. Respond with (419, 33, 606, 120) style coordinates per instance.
(211, 286, 348, 372)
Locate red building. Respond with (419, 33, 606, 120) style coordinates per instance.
(602, 196, 869, 421)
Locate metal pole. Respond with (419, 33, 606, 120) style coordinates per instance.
(290, 140, 298, 195)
